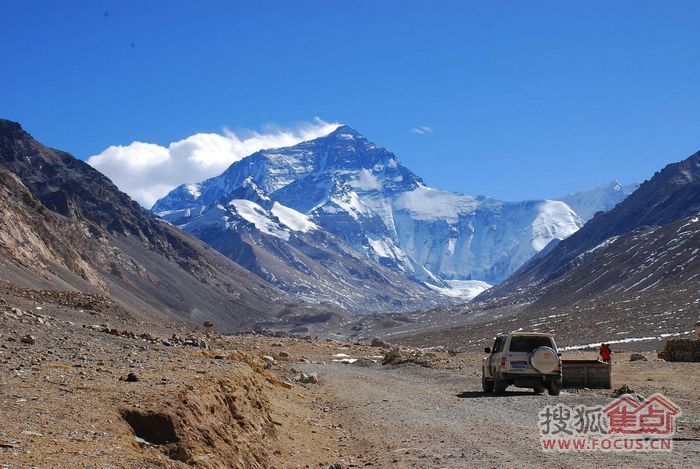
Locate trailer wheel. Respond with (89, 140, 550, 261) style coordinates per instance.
(548, 379, 562, 396)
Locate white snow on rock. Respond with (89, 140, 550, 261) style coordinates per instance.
(229, 199, 290, 240)
(349, 169, 382, 191)
(426, 279, 493, 301)
(556, 181, 639, 222)
(530, 200, 582, 251)
(271, 202, 317, 233)
(394, 185, 477, 222)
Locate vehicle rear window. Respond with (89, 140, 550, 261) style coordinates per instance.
(509, 336, 554, 352)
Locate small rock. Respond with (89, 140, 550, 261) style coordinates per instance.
(21, 335, 36, 345)
(370, 337, 390, 348)
(124, 372, 139, 382)
(630, 353, 647, 361)
(612, 384, 639, 398)
(263, 355, 277, 368)
(382, 346, 403, 365)
(279, 351, 291, 358)
(300, 372, 319, 384)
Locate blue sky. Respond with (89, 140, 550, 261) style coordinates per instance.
(2, 1, 699, 201)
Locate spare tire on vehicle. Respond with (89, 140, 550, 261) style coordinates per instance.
(530, 346, 558, 374)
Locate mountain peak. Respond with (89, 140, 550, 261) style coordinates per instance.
(0, 118, 29, 140)
(324, 125, 365, 141)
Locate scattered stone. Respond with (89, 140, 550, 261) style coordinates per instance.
(279, 351, 291, 358)
(300, 372, 319, 384)
(370, 337, 390, 348)
(263, 355, 277, 368)
(382, 347, 403, 365)
(612, 384, 640, 399)
(20, 335, 36, 345)
(630, 353, 647, 361)
(123, 372, 140, 382)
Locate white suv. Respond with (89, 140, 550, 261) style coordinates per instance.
(482, 332, 562, 395)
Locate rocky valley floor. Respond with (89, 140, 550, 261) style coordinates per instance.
(1, 295, 699, 468)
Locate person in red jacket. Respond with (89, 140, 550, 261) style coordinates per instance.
(599, 343, 612, 363)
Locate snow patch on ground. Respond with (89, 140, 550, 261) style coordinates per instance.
(559, 330, 692, 351)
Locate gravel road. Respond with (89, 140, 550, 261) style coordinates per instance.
(298, 361, 700, 468)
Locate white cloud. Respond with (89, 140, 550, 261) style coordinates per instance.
(410, 126, 433, 135)
(87, 118, 340, 208)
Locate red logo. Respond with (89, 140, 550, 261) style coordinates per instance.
(602, 394, 681, 435)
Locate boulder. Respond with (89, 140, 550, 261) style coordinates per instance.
(629, 353, 647, 361)
(262, 355, 277, 368)
(370, 337, 390, 348)
(300, 372, 319, 384)
(382, 346, 403, 365)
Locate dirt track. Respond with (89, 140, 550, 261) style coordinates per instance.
(297, 355, 700, 468)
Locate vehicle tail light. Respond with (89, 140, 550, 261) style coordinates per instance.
(500, 356, 506, 369)
(554, 358, 561, 372)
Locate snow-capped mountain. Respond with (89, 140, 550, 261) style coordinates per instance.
(555, 181, 639, 222)
(154, 126, 584, 287)
(163, 182, 451, 314)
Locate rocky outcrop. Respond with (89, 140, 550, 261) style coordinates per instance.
(658, 339, 700, 362)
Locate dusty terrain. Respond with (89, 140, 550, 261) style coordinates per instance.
(1, 291, 699, 468)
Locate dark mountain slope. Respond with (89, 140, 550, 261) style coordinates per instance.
(0, 119, 330, 331)
(483, 150, 700, 302)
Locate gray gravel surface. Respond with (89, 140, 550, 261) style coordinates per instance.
(298, 362, 700, 468)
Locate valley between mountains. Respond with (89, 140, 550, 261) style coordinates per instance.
(1, 118, 699, 468)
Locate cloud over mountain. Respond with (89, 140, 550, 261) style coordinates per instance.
(87, 118, 340, 208)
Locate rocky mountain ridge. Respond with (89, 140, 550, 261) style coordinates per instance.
(0, 119, 337, 331)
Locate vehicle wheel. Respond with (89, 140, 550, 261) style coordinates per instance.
(548, 379, 562, 396)
(533, 384, 545, 394)
(493, 374, 507, 394)
(482, 374, 494, 393)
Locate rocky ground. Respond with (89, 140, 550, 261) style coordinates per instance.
(1, 295, 699, 468)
